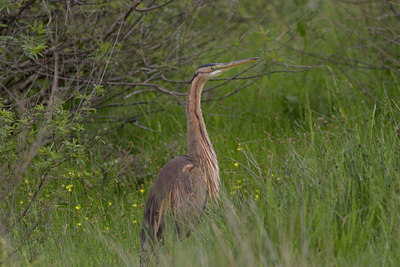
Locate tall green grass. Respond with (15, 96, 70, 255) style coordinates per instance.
(16, 69, 398, 266)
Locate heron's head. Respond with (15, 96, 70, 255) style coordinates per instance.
(194, 57, 259, 80)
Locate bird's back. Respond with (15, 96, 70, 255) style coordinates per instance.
(140, 155, 207, 259)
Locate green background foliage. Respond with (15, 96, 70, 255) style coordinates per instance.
(1, 0, 399, 266)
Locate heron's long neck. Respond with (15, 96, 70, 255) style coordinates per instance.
(186, 75, 220, 201)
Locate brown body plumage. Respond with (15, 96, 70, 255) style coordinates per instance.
(140, 58, 258, 262)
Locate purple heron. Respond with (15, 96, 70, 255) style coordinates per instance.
(140, 57, 259, 260)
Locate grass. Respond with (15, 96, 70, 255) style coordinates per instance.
(4, 1, 400, 266)
(11, 68, 398, 266)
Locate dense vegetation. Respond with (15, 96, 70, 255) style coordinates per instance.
(1, 0, 399, 266)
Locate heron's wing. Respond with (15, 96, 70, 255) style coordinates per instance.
(141, 156, 207, 241)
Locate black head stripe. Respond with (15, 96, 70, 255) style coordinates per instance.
(196, 63, 219, 70)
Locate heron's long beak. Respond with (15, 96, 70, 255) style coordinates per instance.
(219, 57, 259, 72)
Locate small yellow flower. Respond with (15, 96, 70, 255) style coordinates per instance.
(108, 202, 112, 206)
(132, 220, 137, 224)
(238, 179, 242, 183)
(25, 179, 29, 184)
(121, 203, 125, 207)
(234, 163, 239, 167)
(105, 227, 110, 231)
(139, 189, 145, 193)
(77, 223, 82, 226)
(69, 172, 72, 175)
(237, 147, 243, 151)
(28, 192, 32, 196)
(271, 173, 274, 177)
(277, 177, 281, 181)
(132, 204, 137, 207)
(255, 195, 259, 199)
(62, 174, 66, 178)
(20, 201, 24, 205)
(85, 217, 89, 220)
(75, 205, 80, 210)
(77, 173, 81, 178)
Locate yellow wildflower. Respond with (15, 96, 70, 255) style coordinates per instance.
(75, 205, 80, 210)
(77, 223, 82, 226)
(132, 220, 137, 224)
(105, 227, 110, 231)
(234, 163, 239, 167)
(132, 204, 137, 207)
(85, 217, 89, 220)
(139, 189, 145, 193)
(20, 201, 24, 205)
(108, 202, 112, 206)
(25, 179, 29, 184)
(66, 184, 73, 192)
